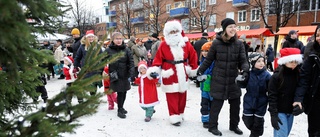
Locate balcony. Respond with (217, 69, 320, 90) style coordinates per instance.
(109, 10, 116, 16)
(131, 4, 143, 11)
(107, 22, 117, 28)
(169, 7, 189, 17)
(131, 17, 144, 24)
(232, 0, 249, 7)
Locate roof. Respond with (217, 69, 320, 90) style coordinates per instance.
(275, 26, 317, 35)
(184, 32, 216, 39)
(237, 28, 273, 38)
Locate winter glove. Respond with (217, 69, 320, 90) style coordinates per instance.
(196, 75, 207, 82)
(130, 76, 136, 82)
(242, 71, 249, 82)
(236, 74, 246, 88)
(292, 105, 304, 116)
(150, 72, 159, 79)
(271, 114, 283, 130)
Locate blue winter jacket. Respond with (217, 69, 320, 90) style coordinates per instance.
(243, 68, 271, 116)
(200, 57, 215, 98)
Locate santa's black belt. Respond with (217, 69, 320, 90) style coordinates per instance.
(164, 59, 187, 64)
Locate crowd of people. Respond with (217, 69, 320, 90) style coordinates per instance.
(33, 19, 320, 137)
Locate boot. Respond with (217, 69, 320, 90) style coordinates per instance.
(107, 94, 114, 110)
(229, 127, 243, 135)
(119, 108, 127, 114)
(208, 128, 222, 136)
(117, 111, 126, 118)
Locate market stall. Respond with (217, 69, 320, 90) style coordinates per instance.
(237, 28, 274, 54)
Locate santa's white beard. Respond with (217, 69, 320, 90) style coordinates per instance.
(165, 33, 184, 47)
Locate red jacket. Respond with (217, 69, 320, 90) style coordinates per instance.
(134, 75, 159, 107)
(103, 66, 110, 89)
(63, 64, 77, 83)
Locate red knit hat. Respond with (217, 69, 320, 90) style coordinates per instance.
(64, 56, 74, 64)
(277, 48, 303, 65)
(138, 61, 148, 72)
(85, 30, 94, 37)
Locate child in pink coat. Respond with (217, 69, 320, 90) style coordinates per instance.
(134, 61, 160, 122)
(103, 65, 117, 110)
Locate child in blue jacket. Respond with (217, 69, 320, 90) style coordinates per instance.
(199, 42, 215, 128)
(242, 53, 271, 137)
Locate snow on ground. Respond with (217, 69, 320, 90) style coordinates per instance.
(43, 77, 308, 137)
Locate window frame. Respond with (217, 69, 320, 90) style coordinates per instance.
(238, 10, 247, 23)
(250, 8, 260, 22)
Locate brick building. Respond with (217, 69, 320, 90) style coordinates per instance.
(106, 0, 320, 39)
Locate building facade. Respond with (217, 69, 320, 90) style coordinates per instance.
(106, 0, 320, 39)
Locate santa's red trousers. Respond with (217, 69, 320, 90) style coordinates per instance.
(166, 92, 187, 115)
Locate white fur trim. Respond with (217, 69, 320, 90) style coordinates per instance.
(138, 64, 147, 73)
(86, 34, 94, 37)
(161, 82, 189, 93)
(169, 115, 182, 124)
(161, 68, 174, 78)
(185, 66, 198, 77)
(146, 66, 161, 79)
(163, 20, 183, 38)
(277, 54, 303, 65)
(183, 37, 189, 42)
(139, 101, 159, 107)
(64, 56, 72, 64)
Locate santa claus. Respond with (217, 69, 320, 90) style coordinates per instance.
(147, 20, 198, 126)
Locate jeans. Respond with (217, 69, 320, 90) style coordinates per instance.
(273, 113, 293, 137)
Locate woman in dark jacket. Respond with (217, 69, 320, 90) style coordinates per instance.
(295, 25, 320, 137)
(104, 32, 135, 119)
(197, 18, 249, 136)
(74, 30, 102, 95)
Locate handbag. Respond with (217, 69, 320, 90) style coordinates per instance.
(109, 71, 118, 82)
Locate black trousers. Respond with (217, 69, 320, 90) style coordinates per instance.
(35, 86, 48, 101)
(117, 91, 127, 110)
(267, 62, 273, 71)
(308, 100, 320, 137)
(208, 98, 240, 129)
(66, 83, 83, 103)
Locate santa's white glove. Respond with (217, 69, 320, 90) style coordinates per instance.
(196, 75, 207, 82)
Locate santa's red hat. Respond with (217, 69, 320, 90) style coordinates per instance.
(85, 30, 95, 37)
(64, 56, 74, 64)
(163, 20, 188, 42)
(138, 61, 148, 72)
(277, 48, 303, 65)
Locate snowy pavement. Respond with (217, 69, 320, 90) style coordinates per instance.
(44, 77, 308, 137)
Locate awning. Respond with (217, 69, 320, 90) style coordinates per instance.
(185, 32, 216, 39)
(275, 26, 317, 35)
(237, 28, 273, 38)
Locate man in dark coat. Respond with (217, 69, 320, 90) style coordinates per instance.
(197, 18, 249, 136)
(282, 30, 304, 51)
(71, 28, 83, 58)
(294, 25, 320, 137)
(193, 32, 208, 64)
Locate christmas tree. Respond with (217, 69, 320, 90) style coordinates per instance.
(0, 0, 122, 136)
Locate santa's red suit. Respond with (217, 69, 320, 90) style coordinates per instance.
(63, 64, 77, 83)
(147, 20, 198, 126)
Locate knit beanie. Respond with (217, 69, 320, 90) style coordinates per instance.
(221, 18, 236, 31)
(71, 28, 80, 35)
(201, 42, 212, 51)
(249, 53, 264, 68)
